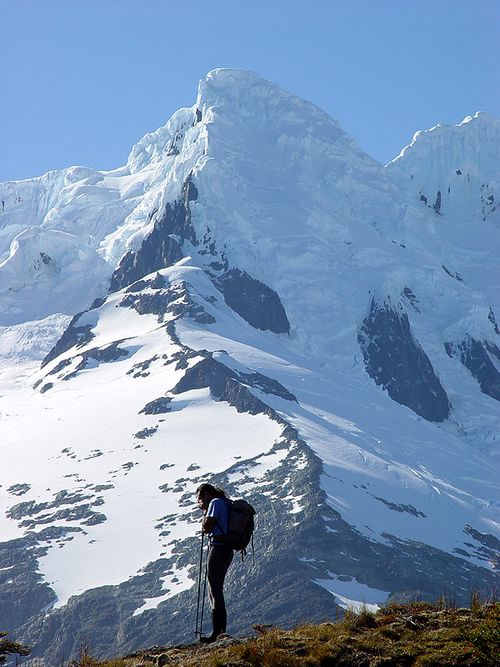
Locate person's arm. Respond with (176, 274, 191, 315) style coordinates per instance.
(202, 515, 216, 534)
(202, 498, 217, 534)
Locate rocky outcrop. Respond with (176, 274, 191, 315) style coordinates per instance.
(215, 269, 290, 334)
(170, 354, 294, 417)
(109, 214, 184, 293)
(139, 397, 173, 415)
(124, 273, 167, 293)
(40, 341, 129, 389)
(109, 176, 198, 292)
(6, 490, 107, 530)
(445, 337, 500, 401)
(41, 313, 95, 368)
(358, 298, 450, 422)
(119, 282, 215, 325)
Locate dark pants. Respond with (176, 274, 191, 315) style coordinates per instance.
(207, 544, 233, 612)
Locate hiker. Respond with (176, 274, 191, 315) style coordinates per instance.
(196, 483, 234, 643)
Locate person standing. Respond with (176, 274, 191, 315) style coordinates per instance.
(196, 483, 234, 643)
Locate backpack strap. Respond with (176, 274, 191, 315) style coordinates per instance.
(211, 498, 230, 543)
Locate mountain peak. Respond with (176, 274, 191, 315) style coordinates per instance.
(459, 110, 499, 127)
(386, 111, 499, 225)
(389, 111, 500, 165)
(196, 67, 344, 135)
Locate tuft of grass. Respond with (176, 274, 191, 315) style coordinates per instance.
(70, 644, 127, 667)
(76, 599, 500, 666)
(468, 602, 500, 666)
(470, 589, 483, 613)
(342, 605, 377, 631)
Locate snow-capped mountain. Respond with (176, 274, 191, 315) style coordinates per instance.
(387, 112, 500, 225)
(0, 70, 498, 664)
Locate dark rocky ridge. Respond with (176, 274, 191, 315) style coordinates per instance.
(41, 313, 95, 368)
(445, 336, 500, 402)
(488, 308, 500, 335)
(214, 268, 290, 334)
(109, 211, 184, 293)
(6, 490, 107, 531)
(119, 282, 215, 325)
(0, 527, 80, 631)
(358, 298, 451, 422)
(124, 273, 167, 293)
(7, 484, 31, 497)
(39, 341, 130, 391)
(464, 525, 500, 568)
(170, 353, 295, 416)
(372, 495, 427, 518)
(109, 177, 198, 293)
(139, 396, 173, 415)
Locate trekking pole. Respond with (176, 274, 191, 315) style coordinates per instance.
(199, 543, 209, 637)
(194, 530, 204, 637)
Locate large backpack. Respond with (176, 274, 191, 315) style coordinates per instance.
(219, 498, 256, 552)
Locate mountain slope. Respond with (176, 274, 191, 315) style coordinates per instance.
(0, 70, 498, 665)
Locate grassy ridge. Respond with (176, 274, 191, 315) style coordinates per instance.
(69, 600, 499, 667)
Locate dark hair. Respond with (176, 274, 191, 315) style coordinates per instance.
(196, 483, 226, 499)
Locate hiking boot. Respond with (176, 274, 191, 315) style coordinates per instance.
(199, 609, 225, 643)
(220, 608, 227, 633)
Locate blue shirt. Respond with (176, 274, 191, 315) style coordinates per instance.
(206, 497, 229, 544)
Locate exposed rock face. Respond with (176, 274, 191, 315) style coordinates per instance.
(119, 282, 215, 325)
(139, 397, 172, 415)
(38, 274, 217, 388)
(73, 341, 129, 368)
(488, 308, 500, 335)
(358, 298, 450, 422)
(109, 176, 198, 293)
(40, 341, 129, 389)
(0, 532, 59, 630)
(371, 496, 426, 518)
(171, 354, 294, 417)
(109, 210, 184, 293)
(237, 370, 297, 402)
(41, 313, 95, 368)
(124, 273, 167, 293)
(215, 269, 290, 334)
(433, 190, 442, 214)
(7, 483, 31, 497)
(6, 490, 107, 529)
(445, 337, 500, 401)
(464, 525, 500, 569)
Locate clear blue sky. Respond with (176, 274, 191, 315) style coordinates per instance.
(1, 0, 498, 182)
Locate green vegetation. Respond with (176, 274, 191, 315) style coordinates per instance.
(0, 632, 30, 665)
(68, 599, 500, 667)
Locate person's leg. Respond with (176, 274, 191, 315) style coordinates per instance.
(219, 547, 233, 632)
(202, 545, 233, 641)
(206, 547, 215, 611)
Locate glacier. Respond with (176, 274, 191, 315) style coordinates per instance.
(0, 69, 498, 664)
